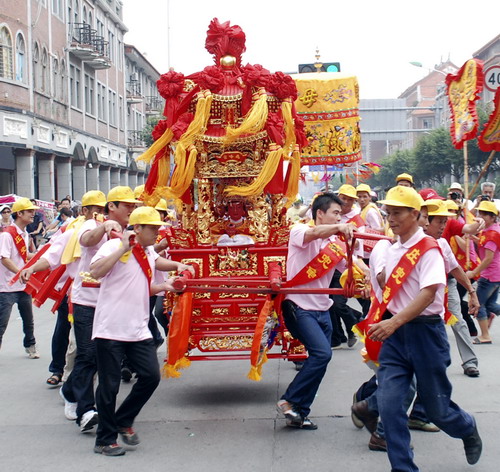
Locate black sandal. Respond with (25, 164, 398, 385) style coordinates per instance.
(46, 373, 62, 388)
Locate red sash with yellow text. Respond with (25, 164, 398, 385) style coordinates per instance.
(132, 244, 153, 290)
(348, 214, 365, 228)
(4, 226, 28, 263)
(284, 239, 346, 288)
(478, 229, 500, 250)
(355, 236, 440, 362)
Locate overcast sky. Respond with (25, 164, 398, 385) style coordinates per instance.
(122, 0, 498, 99)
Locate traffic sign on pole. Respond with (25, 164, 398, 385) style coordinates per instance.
(484, 65, 500, 92)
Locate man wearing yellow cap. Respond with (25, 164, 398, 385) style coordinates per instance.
(367, 186, 482, 470)
(20, 191, 107, 389)
(329, 184, 366, 347)
(396, 173, 414, 188)
(0, 198, 39, 358)
(89, 207, 191, 456)
(59, 186, 133, 434)
(421, 200, 480, 377)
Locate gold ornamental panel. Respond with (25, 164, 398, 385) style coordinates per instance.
(209, 249, 258, 276)
(263, 256, 287, 276)
(198, 335, 253, 351)
(180, 258, 204, 277)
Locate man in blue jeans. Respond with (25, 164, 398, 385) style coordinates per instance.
(0, 198, 39, 358)
(277, 193, 356, 429)
(368, 186, 482, 470)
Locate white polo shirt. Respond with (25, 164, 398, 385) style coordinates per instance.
(285, 224, 345, 311)
(71, 219, 107, 307)
(0, 224, 30, 292)
(91, 239, 159, 342)
(384, 228, 446, 317)
(368, 239, 392, 302)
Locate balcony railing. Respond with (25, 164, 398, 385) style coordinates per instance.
(68, 23, 111, 69)
(126, 80, 143, 103)
(128, 130, 146, 150)
(145, 96, 164, 114)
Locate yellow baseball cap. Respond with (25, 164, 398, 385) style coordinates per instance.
(356, 183, 371, 194)
(396, 173, 414, 184)
(81, 190, 107, 208)
(419, 197, 440, 213)
(107, 186, 140, 203)
(338, 184, 358, 199)
(154, 199, 168, 212)
(378, 186, 421, 210)
(129, 206, 165, 226)
(445, 200, 460, 211)
(11, 197, 39, 213)
(428, 200, 456, 217)
(134, 184, 145, 200)
(477, 200, 499, 216)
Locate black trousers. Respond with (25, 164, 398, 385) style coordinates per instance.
(95, 338, 161, 446)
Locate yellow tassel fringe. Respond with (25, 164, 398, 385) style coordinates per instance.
(281, 99, 296, 155)
(224, 87, 268, 145)
(225, 145, 283, 197)
(284, 147, 301, 201)
(136, 128, 174, 164)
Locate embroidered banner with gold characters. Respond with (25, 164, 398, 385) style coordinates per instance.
(294, 73, 362, 165)
(478, 87, 500, 152)
(445, 58, 484, 149)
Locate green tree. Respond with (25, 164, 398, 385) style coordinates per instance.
(140, 115, 162, 148)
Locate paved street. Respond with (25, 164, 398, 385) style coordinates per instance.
(0, 302, 499, 472)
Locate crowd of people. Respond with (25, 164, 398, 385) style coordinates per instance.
(280, 174, 499, 470)
(0, 186, 191, 456)
(0, 175, 498, 467)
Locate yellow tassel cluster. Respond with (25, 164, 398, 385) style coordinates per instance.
(247, 352, 268, 382)
(161, 90, 212, 199)
(162, 356, 192, 379)
(281, 99, 296, 155)
(284, 147, 301, 201)
(136, 128, 174, 164)
(224, 87, 268, 145)
(225, 144, 283, 197)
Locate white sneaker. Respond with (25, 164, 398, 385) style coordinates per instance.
(25, 345, 40, 359)
(80, 410, 99, 433)
(59, 387, 77, 421)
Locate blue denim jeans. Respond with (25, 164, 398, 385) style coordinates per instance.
(281, 304, 332, 417)
(49, 296, 71, 375)
(61, 303, 97, 420)
(377, 320, 475, 471)
(476, 277, 500, 321)
(0, 291, 35, 349)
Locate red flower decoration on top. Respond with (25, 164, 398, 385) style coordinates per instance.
(196, 66, 225, 93)
(152, 119, 168, 141)
(293, 114, 309, 149)
(157, 71, 185, 99)
(171, 112, 194, 140)
(205, 18, 246, 66)
(269, 72, 298, 101)
(241, 63, 272, 89)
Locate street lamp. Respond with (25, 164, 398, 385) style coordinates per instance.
(409, 61, 448, 77)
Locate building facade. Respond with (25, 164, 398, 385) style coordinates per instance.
(0, 0, 150, 201)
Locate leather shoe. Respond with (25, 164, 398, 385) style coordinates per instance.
(464, 366, 480, 377)
(351, 400, 378, 433)
(368, 432, 387, 452)
(463, 423, 482, 465)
